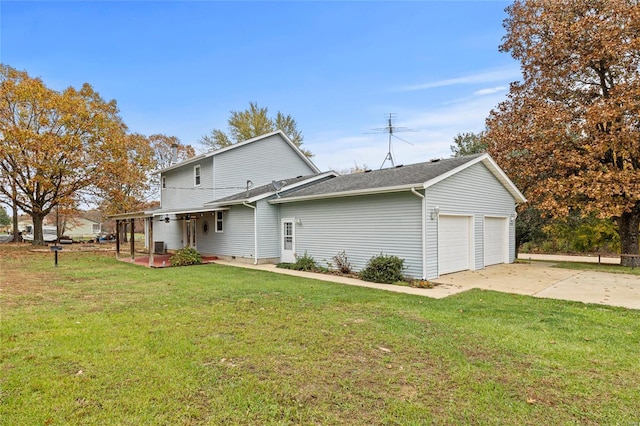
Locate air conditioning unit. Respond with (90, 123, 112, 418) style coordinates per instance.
(154, 241, 165, 254)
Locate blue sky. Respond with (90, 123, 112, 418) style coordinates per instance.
(2, 1, 520, 171)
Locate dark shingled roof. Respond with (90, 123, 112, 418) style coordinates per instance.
(207, 174, 321, 204)
(278, 154, 484, 200)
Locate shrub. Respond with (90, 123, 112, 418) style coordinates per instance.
(278, 251, 327, 272)
(289, 251, 318, 271)
(359, 253, 405, 284)
(170, 247, 202, 266)
(332, 250, 353, 274)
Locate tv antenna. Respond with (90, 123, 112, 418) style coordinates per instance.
(369, 113, 417, 169)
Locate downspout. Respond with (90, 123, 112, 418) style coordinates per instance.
(411, 188, 427, 280)
(242, 202, 258, 264)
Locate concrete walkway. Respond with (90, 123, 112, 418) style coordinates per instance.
(213, 259, 640, 310)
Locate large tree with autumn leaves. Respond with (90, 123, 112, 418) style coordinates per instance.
(0, 64, 156, 245)
(486, 0, 640, 265)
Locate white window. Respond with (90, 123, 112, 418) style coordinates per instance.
(215, 211, 223, 233)
(92, 224, 101, 233)
(194, 165, 201, 187)
(161, 175, 166, 190)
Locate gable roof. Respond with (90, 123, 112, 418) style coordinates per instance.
(205, 171, 338, 207)
(270, 153, 526, 204)
(153, 130, 320, 175)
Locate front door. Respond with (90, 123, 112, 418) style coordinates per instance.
(281, 218, 296, 263)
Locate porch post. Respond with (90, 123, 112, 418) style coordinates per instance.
(148, 217, 154, 268)
(130, 218, 135, 262)
(115, 220, 121, 259)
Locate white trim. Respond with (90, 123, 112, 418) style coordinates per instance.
(483, 215, 509, 267)
(153, 130, 320, 175)
(270, 154, 526, 205)
(194, 165, 201, 187)
(423, 154, 526, 203)
(214, 210, 224, 233)
(437, 214, 475, 276)
(410, 188, 427, 280)
(269, 183, 420, 204)
(205, 171, 338, 208)
(242, 202, 258, 264)
(152, 207, 229, 217)
(281, 218, 296, 263)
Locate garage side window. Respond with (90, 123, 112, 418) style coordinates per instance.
(161, 176, 166, 190)
(215, 211, 223, 233)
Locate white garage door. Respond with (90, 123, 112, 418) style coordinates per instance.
(438, 215, 471, 275)
(484, 217, 508, 266)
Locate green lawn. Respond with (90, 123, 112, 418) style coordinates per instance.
(1, 246, 638, 425)
(550, 260, 640, 275)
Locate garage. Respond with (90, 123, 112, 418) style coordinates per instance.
(438, 215, 472, 275)
(484, 217, 508, 266)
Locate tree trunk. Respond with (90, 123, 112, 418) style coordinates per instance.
(11, 200, 19, 242)
(11, 183, 20, 242)
(619, 210, 640, 267)
(32, 213, 45, 246)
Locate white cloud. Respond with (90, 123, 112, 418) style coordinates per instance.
(473, 86, 507, 96)
(307, 91, 508, 172)
(396, 66, 520, 92)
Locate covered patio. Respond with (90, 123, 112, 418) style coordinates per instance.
(116, 253, 219, 268)
(106, 208, 226, 268)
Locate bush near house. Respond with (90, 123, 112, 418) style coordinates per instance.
(359, 254, 405, 284)
(170, 247, 202, 266)
(278, 251, 326, 272)
(331, 250, 353, 274)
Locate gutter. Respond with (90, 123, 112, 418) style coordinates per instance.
(269, 183, 420, 204)
(242, 202, 258, 264)
(410, 188, 427, 280)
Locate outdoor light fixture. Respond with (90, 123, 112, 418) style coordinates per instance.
(431, 206, 440, 220)
(294, 218, 302, 225)
(164, 215, 170, 223)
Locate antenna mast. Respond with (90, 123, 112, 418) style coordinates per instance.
(371, 113, 416, 169)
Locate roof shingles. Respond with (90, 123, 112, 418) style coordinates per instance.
(277, 155, 483, 199)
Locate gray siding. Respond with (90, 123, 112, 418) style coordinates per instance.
(196, 205, 255, 260)
(256, 199, 280, 259)
(152, 216, 184, 251)
(212, 134, 316, 200)
(279, 191, 424, 278)
(161, 160, 213, 211)
(425, 162, 517, 279)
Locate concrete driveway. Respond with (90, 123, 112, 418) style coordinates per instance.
(215, 258, 640, 309)
(433, 262, 640, 310)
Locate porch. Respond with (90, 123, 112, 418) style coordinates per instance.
(117, 253, 219, 268)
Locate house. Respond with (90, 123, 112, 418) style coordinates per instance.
(63, 216, 102, 240)
(110, 131, 525, 279)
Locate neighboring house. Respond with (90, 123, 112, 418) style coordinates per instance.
(110, 131, 526, 280)
(63, 216, 102, 239)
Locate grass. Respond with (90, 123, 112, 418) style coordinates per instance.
(1, 245, 639, 425)
(549, 260, 640, 275)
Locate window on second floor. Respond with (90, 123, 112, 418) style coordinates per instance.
(194, 165, 201, 187)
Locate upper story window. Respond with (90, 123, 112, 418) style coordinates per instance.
(161, 175, 166, 190)
(194, 165, 201, 187)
